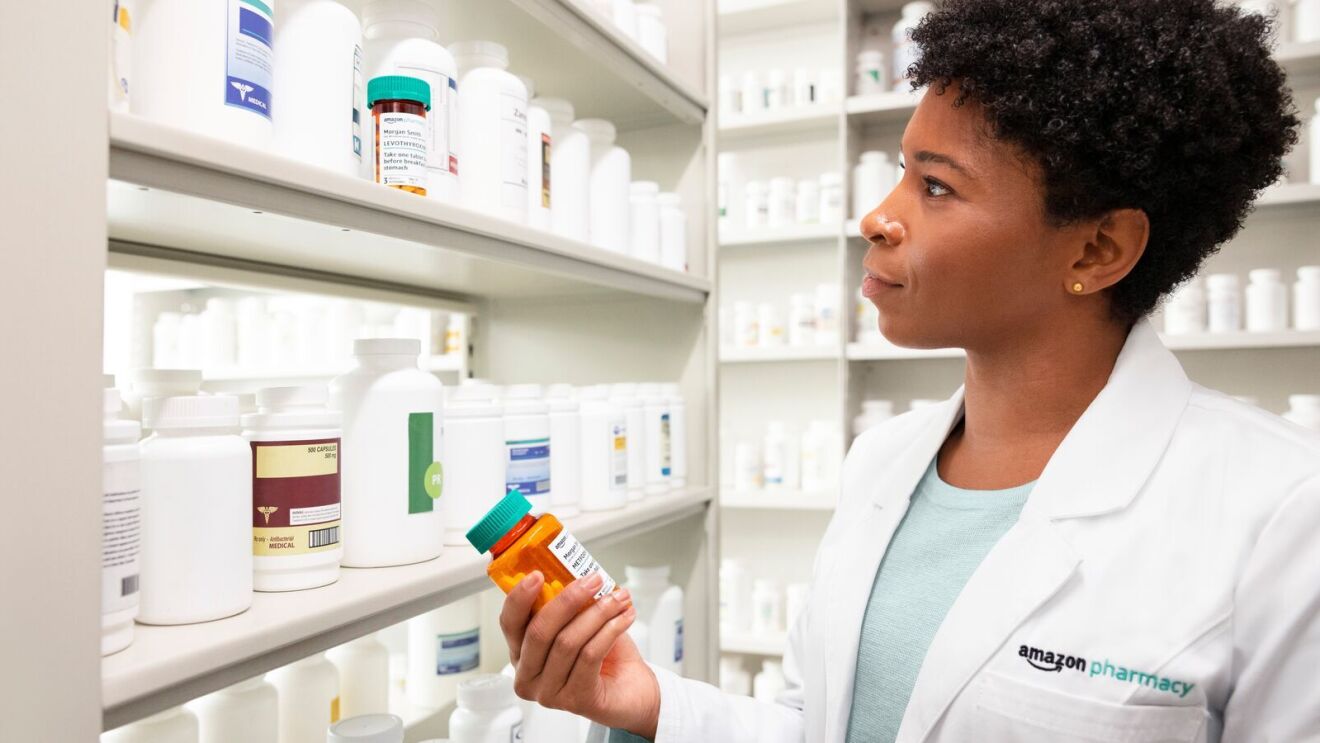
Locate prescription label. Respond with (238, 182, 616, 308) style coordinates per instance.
(501, 92, 529, 210)
(225, 0, 273, 119)
(548, 530, 616, 599)
(506, 438, 551, 499)
(610, 417, 629, 489)
(376, 112, 429, 190)
(103, 459, 140, 614)
(435, 628, 480, 675)
(251, 438, 341, 556)
(660, 412, 672, 477)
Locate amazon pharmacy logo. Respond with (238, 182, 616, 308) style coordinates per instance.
(1018, 645, 1197, 699)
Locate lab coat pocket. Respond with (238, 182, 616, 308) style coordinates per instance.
(970, 671, 1205, 743)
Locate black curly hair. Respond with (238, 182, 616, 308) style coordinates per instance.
(908, 0, 1300, 324)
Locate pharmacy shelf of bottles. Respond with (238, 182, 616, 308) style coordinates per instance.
(719, 221, 842, 247)
(720, 345, 841, 363)
(720, 631, 789, 657)
(102, 485, 713, 731)
(720, 489, 839, 510)
(718, 104, 841, 140)
(718, 0, 840, 37)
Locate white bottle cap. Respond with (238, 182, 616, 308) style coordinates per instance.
(449, 41, 510, 71)
(144, 395, 240, 430)
(354, 338, 421, 356)
(505, 383, 545, 400)
(625, 564, 671, 584)
(245, 385, 340, 429)
(631, 180, 661, 197)
(327, 714, 405, 743)
(131, 368, 204, 392)
(610, 382, 640, 400)
(362, 0, 440, 36)
(256, 385, 329, 410)
(574, 118, 617, 145)
(1206, 273, 1240, 290)
(451, 383, 499, 403)
(1248, 268, 1282, 284)
(578, 384, 610, 401)
(536, 97, 575, 125)
(457, 674, 517, 712)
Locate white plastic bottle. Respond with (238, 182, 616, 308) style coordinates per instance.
(815, 283, 842, 345)
(818, 172, 844, 224)
(744, 180, 769, 231)
(795, 179, 820, 225)
(758, 303, 785, 347)
(751, 579, 782, 636)
(853, 151, 896, 220)
(138, 396, 252, 625)
(275, 0, 363, 176)
(504, 384, 554, 514)
(1206, 273, 1243, 333)
(452, 41, 529, 223)
(442, 383, 506, 545)
(521, 78, 553, 231)
(577, 385, 629, 511)
(1285, 394, 1320, 431)
(740, 70, 765, 114)
(733, 300, 759, 348)
(330, 338, 445, 567)
(789, 293, 816, 347)
(1298, 0, 1320, 42)
(753, 660, 787, 703)
(892, 2, 935, 90)
(132, 0, 273, 148)
(327, 715, 405, 743)
(635, 3, 668, 62)
(545, 384, 582, 517)
(853, 399, 895, 438)
(242, 386, 342, 592)
(733, 442, 762, 492)
(580, 118, 633, 253)
(855, 49, 885, 96)
(362, 0, 459, 199)
(103, 706, 198, 743)
(449, 675, 524, 743)
(718, 152, 741, 233)
(191, 677, 279, 743)
(123, 367, 203, 425)
(328, 635, 390, 719)
(792, 67, 816, 107)
(1295, 266, 1320, 330)
(768, 177, 796, 229)
(720, 657, 751, 696)
(762, 422, 790, 490)
(109, 0, 133, 112)
(539, 98, 590, 242)
(626, 565, 684, 675)
(1163, 278, 1207, 336)
(658, 192, 687, 272)
(408, 596, 482, 709)
(719, 558, 750, 633)
(630, 181, 662, 264)
(1245, 268, 1289, 332)
(638, 383, 671, 494)
(269, 653, 340, 743)
(610, 383, 647, 502)
(612, 0, 639, 39)
(102, 389, 141, 656)
(661, 383, 687, 489)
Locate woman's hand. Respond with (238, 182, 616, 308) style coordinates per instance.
(500, 571, 662, 739)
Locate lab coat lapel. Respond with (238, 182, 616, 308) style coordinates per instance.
(822, 391, 967, 743)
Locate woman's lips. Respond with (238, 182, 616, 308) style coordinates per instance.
(862, 272, 902, 298)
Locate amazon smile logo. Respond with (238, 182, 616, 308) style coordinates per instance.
(1019, 644, 1087, 673)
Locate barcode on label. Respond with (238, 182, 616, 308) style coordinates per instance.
(309, 526, 340, 549)
(120, 574, 139, 597)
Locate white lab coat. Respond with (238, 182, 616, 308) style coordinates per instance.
(653, 319, 1320, 742)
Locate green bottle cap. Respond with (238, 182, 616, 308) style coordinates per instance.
(466, 490, 534, 554)
(367, 75, 431, 110)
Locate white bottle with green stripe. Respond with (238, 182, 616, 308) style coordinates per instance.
(331, 338, 445, 567)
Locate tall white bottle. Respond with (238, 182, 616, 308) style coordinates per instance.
(328, 635, 391, 719)
(625, 565, 685, 675)
(362, 0, 459, 200)
(441, 383, 506, 546)
(539, 98, 591, 242)
(545, 384, 582, 517)
(452, 41, 529, 223)
(408, 596, 482, 709)
(521, 77, 553, 231)
(274, 0, 363, 176)
(577, 385, 629, 511)
(191, 677, 279, 743)
(103, 706, 198, 743)
(268, 654, 340, 743)
(661, 383, 687, 488)
(102, 389, 140, 655)
(579, 118, 632, 253)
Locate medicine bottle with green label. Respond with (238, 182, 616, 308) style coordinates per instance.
(467, 491, 616, 612)
(368, 75, 430, 196)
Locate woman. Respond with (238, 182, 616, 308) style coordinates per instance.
(497, 0, 1320, 740)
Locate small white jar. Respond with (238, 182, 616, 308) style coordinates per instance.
(577, 385, 629, 511)
(242, 385, 342, 592)
(661, 383, 687, 488)
(545, 384, 582, 517)
(733, 442, 762, 492)
(740, 70, 764, 114)
(795, 179, 820, 224)
(638, 383, 671, 494)
(744, 180, 769, 231)
(190, 676, 278, 743)
(634, 3, 668, 63)
(503, 384, 553, 514)
(814, 283, 842, 345)
(768, 176, 796, 229)
(102, 389, 141, 656)
(1163, 278, 1207, 336)
(408, 595, 482, 709)
(123, 368, 204, 425)
(853, 151, 896, 220)
(733, 300, 759, 348)
(630, 180, 662, 265)
(326, 714, 405, 743)
(268, 653, 339, 743)
(766, 69, 788, 110)
(657, 192, 687, 273)
(1294, 266, 1320, 330)
(441, 383, 505, 546)
(1246, 268, 1289, 332)
(139, 395, 252, 625)
(1206, 274, 1243, 333)
(855, 49, 885, 96)
(328, 634, 391, 720)
(792, 67, 816, 107)
(789, 293, 817, 347)
(103, 706, 198, 743)
(818, 172, 844, 224)
(751, 578, 783, 636)
(449, 674, 523, 743)
(853, 399, 896, 438)
(758, 302, 786, 347)
(610, 383, 647, 503)
(579, 118, 633, 254)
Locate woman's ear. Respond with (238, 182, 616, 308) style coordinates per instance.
(1066, 208, 1149, 295)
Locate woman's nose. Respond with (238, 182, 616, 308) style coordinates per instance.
(861, 209, 905, 247)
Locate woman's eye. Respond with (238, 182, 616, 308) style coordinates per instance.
(924, 177, 951, 197)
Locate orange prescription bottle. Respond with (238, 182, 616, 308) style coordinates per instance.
(467, 491, 617, 612)
(367, 75, 430, 197)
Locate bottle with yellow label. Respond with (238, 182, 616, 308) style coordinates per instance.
(242, 385, 343, 592)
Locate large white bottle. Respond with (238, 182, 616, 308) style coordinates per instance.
(449, 675, 524, 743)
(440, 383, 506, 546)
(521, 77, 554, 231)
(103, 706, 198, 743)
(577, 384, 629, 511)
(579, 118, 632, 253)
(538, 98, 591, 242)
(268, 654, 340, 743)
(274, 0, 363, 176)
(191, 677, 278, 743)
(102, 388, 140, 655)
(328, 635, 391, 719)
(330, 338, 445, 568)
(362, 0, 459, 200)
(753, 660, 787, 703)
(625, 565, 685, 675)
(452, 41, 529, 223)
(407, 595, 482, 709)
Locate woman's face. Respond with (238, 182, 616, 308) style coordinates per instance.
(861, 87, 1090, 350)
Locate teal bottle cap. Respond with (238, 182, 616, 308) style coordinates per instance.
(466, 490, 533, 554)
(367, 75, 431, 110)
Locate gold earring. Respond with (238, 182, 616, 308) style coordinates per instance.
(1072, 282, 1085, 294)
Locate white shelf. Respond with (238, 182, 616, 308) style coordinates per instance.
(845, 89, 922, 126)
(1276, 39, 1320, 78)
(847, 342, 965, 361)
(1256, 181, 1320, 208)
(719, 222, 841, 247)
(108, 113, 710, 306)
(1160, 330, 1320, 351)
(717, 0, 838, 37)
(200, 355, 465, 383)
(718, 105, 840, 141)
(721, 632, 788, 656)
(721, 490, 838, 510)
(721, 345, 841, 363)
(102, 486, 714, 730)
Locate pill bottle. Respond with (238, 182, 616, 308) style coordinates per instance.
(610, 383, 647, 502)
(758, 303, 786, 348)
(1163, 278, 1207, 336)
(765, 69, 787, 110)
(138, 395, 252, 625)
(521, 77, 553, 231)
(274, 0, 364, 177)
(789, 293, 817, 347)
(467, 491, 619, 612)
(658, 192, 687, 272)
(855, 49, 885, 96)
(577, 385, 629, 512)
(1285, 394, 1320, 431)
(408, 595, 482, 709)
(268, 653, 340, 742)
(328, 635, 390, 719)
(363, 0, 458, 196)
(720, 558, 751, 633)
(733, 300, 759, 348)
(504, 384, 554, 515)
(579, 118, 633, 253)
(751, 578, 783, 636)
(768, 177, 796, 229)
(109, 0, 133, 112)
(853, 151, 896, 220)
(892, 2, 935, 90)
(539, 98, 590, 242)
(102, 388, 141, 656)
(795, 179, 820, 225)
(191, 676, 278, 743)
(545, 384, 582, 517)
(124, 367, 203, 425)
(630, 181, 662, 264)
(818, 172, 844, 224)
(1245, 268, 1289, 332)
(740, 70, 764, 114)
(815, 283, 842, 345)
(733, 442, 762, 492)
(368, 75, 431, 196)
(792, 67, 816, 107)
(330, 338, 445, 568)
(660, 383, 687, 488)
(853, 399, 895, 438)
(626, 565, 684, 674)
(638, 383, 671, 494)
(242, 385, 342, 592)
(328, 715, 404, 743)
(441, 383, 505, 545)
(744, 180, 769, 231)
(1295, 266, 1320, 330)
(452, 41, 529, 223)
(102, 706, 198, 743)
(762, 422, 790, 490)
(449, 675, 523, 743)
(1206, 273, 1243, 333)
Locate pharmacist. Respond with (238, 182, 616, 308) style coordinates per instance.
(497, 1, 1320, 741)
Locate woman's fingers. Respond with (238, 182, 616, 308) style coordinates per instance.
(560, 603, 639, 711)
(513, 572, 606, 698)
(536, 587, 634, 700)
(499, 571, 543, 666)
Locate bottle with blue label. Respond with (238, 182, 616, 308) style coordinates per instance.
(502, 384, 553, 515)
(407, 595, 481, 709)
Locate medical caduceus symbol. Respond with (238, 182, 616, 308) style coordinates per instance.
(257, 506, 278, 525)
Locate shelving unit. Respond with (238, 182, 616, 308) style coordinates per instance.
(721, 345, 840, 362)
(720, 489, 838, 509)
(720, 221, 842, 247)
(720, 631, 789, 656)
(718, 105, 840, 140)
(3, 1, 720, 738)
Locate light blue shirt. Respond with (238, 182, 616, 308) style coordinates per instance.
(844, 457, 1033, 743)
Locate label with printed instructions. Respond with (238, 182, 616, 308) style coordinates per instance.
(610, 418, 628, 488)
(506, 438, 551, 498)
(376, 112, 428, 190)
(435, 628, 480, 675)
(548, 530, 616, 599)
(103, 459, 141, 613)
(661, 413, 672, 477)
(351, 45, 364, 161)
(502, 92, 529, 209)
(225, 0, 273, 118)
(252, 438, 341, 556)
(540, 133, 552, 208)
